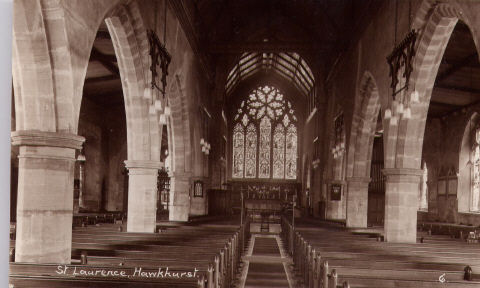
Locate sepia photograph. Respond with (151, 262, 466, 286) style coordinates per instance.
(4, 0, 480, 287)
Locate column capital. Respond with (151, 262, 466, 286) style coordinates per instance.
(11, 130, 85, 150)
(171, 172, 193, 179)
(326, 179, 347, 185)
(124, 160, 164, 170)
(346, 176, 371, 184)
(382, 168, 423, 176)
(382, 168, 423, 183)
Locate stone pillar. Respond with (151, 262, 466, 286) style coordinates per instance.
(125, 160, 163, 233)
(169, 174, 191, 221)
(12, 131, 84, 263)
(346, 177, 370, 228)
(382, 168, 422, 243)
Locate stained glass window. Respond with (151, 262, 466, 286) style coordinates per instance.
(285, 124, 297, 179)
(245, 123, 257, 178)
(232, 123, 244, 178)
(231, 85, 297, 179)
(259, 117, 271, 178)
(273, 124, 285, 179)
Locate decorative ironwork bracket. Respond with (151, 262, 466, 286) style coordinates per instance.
(387, 30, 418, 99)
(147, 29, 172, 97)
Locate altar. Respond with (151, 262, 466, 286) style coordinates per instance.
(230, 181, 300, 233)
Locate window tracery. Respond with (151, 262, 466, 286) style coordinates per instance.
(273, 124, 285, 179)
(232, 85, 297, 180)
(232, 123, 244, 178)
(245, 123, 257, 178)
(285, 124, 298, 179)
(259, 117, 271, 178)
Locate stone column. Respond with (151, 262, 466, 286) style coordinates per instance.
(346, 177, 370, 228)
(169, 174, 191, 221)
(12, 131, 84, 263)
(125, 160, 163, 233)
(382, 168, 422, 243)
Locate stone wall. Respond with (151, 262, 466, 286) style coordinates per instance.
(421, 111, 480, 225)
(78, 100, 106, 211)
(104, 105, 128, 211)
(77, 96, 127, 212)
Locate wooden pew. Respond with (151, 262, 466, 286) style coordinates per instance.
(72, 212, 126, 228)
(9, 275, 202, 288)
(10, 217, 251, 288)
(281, 216, 480, 288)
(418, 221, 480, 241)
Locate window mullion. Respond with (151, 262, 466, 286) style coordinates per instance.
(242, 128, 246, 178)
(284, 125, 287, 179)
(270, 122, 274, 179)
(256, 121, 260, 179)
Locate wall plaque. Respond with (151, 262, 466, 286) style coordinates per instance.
(194, 181, 203, 197)
(330, 184, 342, 201)
(437, 179, 446, 195)
(448, 178, 457, 196)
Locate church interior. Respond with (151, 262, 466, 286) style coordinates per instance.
(7, 0, 480, 287)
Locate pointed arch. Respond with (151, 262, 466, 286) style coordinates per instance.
(395, 2, 480, 169)
(167, 75, 191, 174)
(346, 71, 381, 178)
(11, 0, 130, 133)
(105, 2, 156, 161)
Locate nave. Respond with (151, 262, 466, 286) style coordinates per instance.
(9, 214, 480, 288)
(8, 0, 480, 287)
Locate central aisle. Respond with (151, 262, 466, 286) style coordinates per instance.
(237, 234, 294, 288)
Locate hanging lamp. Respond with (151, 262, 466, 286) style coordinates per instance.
(386, 0, 417, 125)
(159, 114, 167, 125)
(147, 0, 171, 121)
